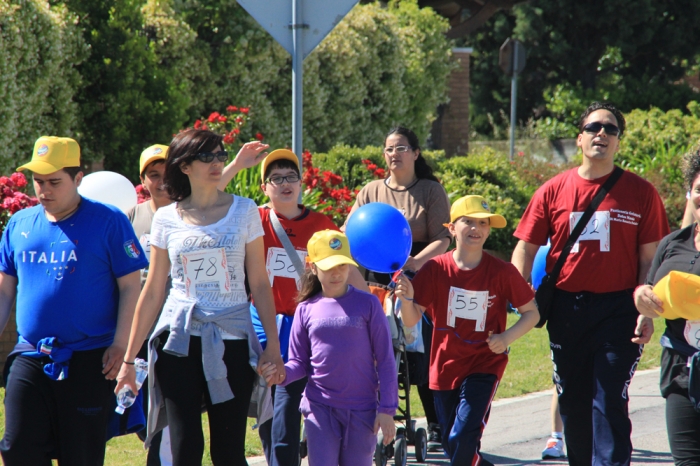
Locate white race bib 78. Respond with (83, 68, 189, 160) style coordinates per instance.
(181, 247, 230, 297)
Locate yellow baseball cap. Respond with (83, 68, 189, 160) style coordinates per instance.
(17, 136, 81, 175)
(139, 144, 169, 175)
(260, 149, 299, 182)
(445, 195, 507, 228)
(652, 271, 700, 320)
(306, 230, 358, 271)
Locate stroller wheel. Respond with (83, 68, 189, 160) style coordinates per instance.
(414, 428, 428, 463)
(394, 435, 407, 466)
(375, 432, 389, 466)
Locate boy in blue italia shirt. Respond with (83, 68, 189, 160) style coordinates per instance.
(0, 136, 147, 465)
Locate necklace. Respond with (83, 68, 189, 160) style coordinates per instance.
(46, 201, 81, 223)
(385, 175, 419, 192)
(178, 203, 211, 221)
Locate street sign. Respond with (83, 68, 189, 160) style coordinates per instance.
(238, 0, 358, 198)
(499, 38, 527, 160)
(499, 38, 526, 76)
(238, 0, 358, 60)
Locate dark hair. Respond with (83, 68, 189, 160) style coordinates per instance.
(62, 167, 83, 180)
(578, 102, 626, 138)
(682, 146, 700, 191)
(164, 129, 223, 201)
(141, 159, 165, 178)
(264, 159, 300, 181)
(296, 268, 323, 303)
(384, 126, 439, 183)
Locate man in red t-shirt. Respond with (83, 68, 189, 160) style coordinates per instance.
(395, 195, 538, 465)
(512, 102, 670, 466)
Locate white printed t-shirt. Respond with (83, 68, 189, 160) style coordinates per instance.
(150, 196, 263, 336)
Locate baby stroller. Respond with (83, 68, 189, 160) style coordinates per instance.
(298, 277, 428, 466)
(370, 278, 428, 466)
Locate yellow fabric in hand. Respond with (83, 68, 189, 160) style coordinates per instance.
(653, 271, 700, 320)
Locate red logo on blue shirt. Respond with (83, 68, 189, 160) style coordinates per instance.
(123, 240, 140, 259)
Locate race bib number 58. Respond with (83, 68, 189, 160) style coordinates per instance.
(181, 247, 230, 297)
(266, 247, 308, 290)
(447, 286, 488, 331)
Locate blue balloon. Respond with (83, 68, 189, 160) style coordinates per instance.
(531, 242, 551, 290)
(345, 203, 412, 273)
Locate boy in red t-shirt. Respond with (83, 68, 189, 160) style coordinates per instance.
(218, 148, 366, 466)
(395, 195, 539, 465)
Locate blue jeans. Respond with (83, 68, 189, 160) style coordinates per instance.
(433, 373, 498, 465)
(259, 377, 308, 466)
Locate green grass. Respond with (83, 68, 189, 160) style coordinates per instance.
(0, 390, 264, 465)
(0, 316, 665, 464)
(100, 416, 264, 464)
(408, 313, 665, 414)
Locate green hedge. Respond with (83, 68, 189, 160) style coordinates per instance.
(0, 0, 86, 174)
(437, 148, 570, 252)
(176, 0, 455, 154)
(313, 144, 571, 253)
(0, 1, 454, 181)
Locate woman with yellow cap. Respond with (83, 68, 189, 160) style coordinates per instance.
(261, 230, 398, 465)
(634, 147, 700, 464)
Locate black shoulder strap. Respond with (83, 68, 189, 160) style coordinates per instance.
(549, 166, 624, 279)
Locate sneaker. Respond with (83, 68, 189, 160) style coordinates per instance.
(427, 423, 442, 452)
(542, 437, 565, 459)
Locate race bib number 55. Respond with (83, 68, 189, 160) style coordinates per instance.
(181, 247, 230, 297)
(447, 286, 488, 331)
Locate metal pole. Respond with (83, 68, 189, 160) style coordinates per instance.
(509, 41, 518, 161)
(292, 0, 303, 169)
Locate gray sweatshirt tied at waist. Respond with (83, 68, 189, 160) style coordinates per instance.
(145, 295, 272, 448)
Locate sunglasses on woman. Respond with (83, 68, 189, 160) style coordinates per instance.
(194, 151, 229, 163)
(582, 122, 620, 136)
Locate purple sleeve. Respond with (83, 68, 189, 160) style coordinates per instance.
(368, 295, 399, 415)
(281, 302, 311, 386)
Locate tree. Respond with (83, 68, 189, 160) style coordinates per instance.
(62, 0, 192, 180)
(0, 0, 86, 174)
(465, 0, 700, 137)
(173, 0, 454, 152)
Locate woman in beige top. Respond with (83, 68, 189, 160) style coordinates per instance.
(348, 126, 452, 279)
(346, 126, 451, 449)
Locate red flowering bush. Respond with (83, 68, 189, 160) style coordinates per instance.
(191, 105, 260, 150)
(361, 159, 386, 179)
(137, 105, 265, 200)
(0, 173, 39, 230)
(302, 151, 381, 225)
(135, 184, 151, 204)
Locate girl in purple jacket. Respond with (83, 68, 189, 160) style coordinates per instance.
(261, 230, 398, 465)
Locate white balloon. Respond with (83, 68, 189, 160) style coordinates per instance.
(78, 171, 137, 213)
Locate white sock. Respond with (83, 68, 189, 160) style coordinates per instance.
(551, 431, 563, 440)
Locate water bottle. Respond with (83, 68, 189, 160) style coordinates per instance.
(115, 358, 148, 415)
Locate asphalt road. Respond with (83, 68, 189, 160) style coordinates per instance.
(248, 369, 672, 465)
